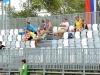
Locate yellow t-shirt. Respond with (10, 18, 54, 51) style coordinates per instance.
(29, 32, 36, 39)
(75, 19, 82, 30)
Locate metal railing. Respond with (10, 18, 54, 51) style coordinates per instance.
(0, 48, 100, 75)
(0, 11, 100, 29)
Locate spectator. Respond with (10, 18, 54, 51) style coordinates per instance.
(22, 30, 37, 42)
(20, 59, 28, 75)
(82, 19, 88, 30)
(54, 18, 69, 39)
(24, 21, 37, 33)
(74, 16, 82, 31)
(44, 19, 53, 33)
(0, 41, 5, 49)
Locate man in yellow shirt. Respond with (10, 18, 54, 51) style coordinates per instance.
(74, 16, 82, 31)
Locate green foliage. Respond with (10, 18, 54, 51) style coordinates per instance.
(43, 0, 63, 14)
(64, 0, 84, 13)
(11, 0, 84, 17)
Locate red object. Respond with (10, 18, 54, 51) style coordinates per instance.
(85, 0, 90, 12)
(85, 0, 91, 24)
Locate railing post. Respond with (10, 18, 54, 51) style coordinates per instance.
(62, 48, 64, 75)
(43, 48, 45, 75)
(83, 48, 85, 75)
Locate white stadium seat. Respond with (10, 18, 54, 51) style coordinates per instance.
(8, 35, 13, 41)
(92, 24, 98, 31)
(1, 30, 5, 35)
(10, 29, 14, 35)
(87, 30, 93, 39)
(63, 39, 69, 47)
(75, 32, 80, 39)
(58, 39, 63, 48)
(14, 29, 19, 35)
(30, 41, 35, 48)
(53, 26, 58, 33)
(17, 35, 22, 41)
(16, 41, 20, 48)
(63, 32, 68, 39)
(0, 35, 3, 41)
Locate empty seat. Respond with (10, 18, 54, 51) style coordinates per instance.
(5, 29, 10, 35)
(8, 35, 13, 41)
(53, 26, 58, 33)
(75, 39, 81, 48)
(87, 24, 92, 30)
(81, 38, 88, 48)
(58, 39, 63, 48)
(16, 41, 20, 48)
(87, 30, 93, 39)
(63, 39, 69, 47)
(30, 41, 35, 48)
(0, 35, 3, 41)
(13, 35, 17, 41)
(68, 39, 75, 48)
(5, 41, 11, 48)
(20, 41, 25, 48)
(17, 35, 22, 41)
(92, 24, 98, 31)
(14, 29, 19, 35)
(3, 35, 8, 41)
(81, 30, 87, 38)
(63, 32, 68, 39)
(10, 41, 16, 48)
(1, 30, 5, 35)
(2, 41, 5, 46)
(75, 32, 80, 39)
(87, 39, 94, 48)
(10, 29, 14, 35)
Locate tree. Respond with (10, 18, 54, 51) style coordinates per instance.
(11, 0, 85, 17)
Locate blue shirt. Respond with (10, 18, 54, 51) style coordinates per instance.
(25, 24, 37, 32)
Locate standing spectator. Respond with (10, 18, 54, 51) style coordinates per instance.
(20, 59, 28, 75)
(0, 41, 5, 49)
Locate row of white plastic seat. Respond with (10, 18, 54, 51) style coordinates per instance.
(0, 30, 99, 41)
(53, 24, 99, 33)
(63, 30, 99, 39)
(53, 39, 100, 48)
(0, 35, 22, 41)
(0, 24, 99, 35)
(0, 29, 23, 35)
(1, 38, 99, 48)
(2, 41, 35, 48)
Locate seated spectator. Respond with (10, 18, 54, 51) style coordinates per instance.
(44, 19, 53, 33)
(82, 19, 88, 30)
(54, 18, 69, 39)
(24, 21, 37, 33)
(0, 41, 5, 49)
(22, 30, 37, 42)
(74, 16, 82, 31)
